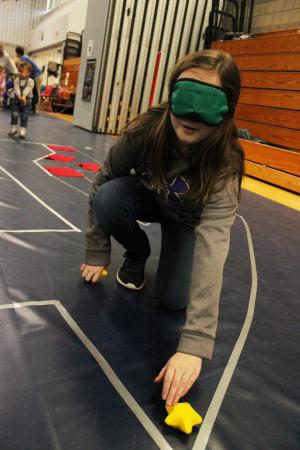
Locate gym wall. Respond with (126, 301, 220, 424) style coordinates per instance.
(29, 0, 88, 52)
(0, 0, 42, 50)
(74, 0, 215, 134)
(251, 0, 300, 34)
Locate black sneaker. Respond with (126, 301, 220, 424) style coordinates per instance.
(116, 250, 150, 290)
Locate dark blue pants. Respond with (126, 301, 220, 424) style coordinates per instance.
(92, 176, 195, 309)
(11, 100, 30, 128)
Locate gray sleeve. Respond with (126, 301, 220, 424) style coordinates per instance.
(14, 78, 21, 97)
(6, 56, 18, 75)
(22, 78, 34, 97)
(85, 134, 138, 266)
(177, 176, 239, 359)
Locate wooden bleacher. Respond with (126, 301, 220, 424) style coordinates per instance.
(60, 57, 80, 89)
(50, 57, 80, 113)
(212, 30, 300, 194)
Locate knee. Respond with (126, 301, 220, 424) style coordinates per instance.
(92, 179, 129, 227)
(93, 179, 123, 212)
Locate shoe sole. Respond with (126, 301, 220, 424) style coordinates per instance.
(116, 271, 147, 290)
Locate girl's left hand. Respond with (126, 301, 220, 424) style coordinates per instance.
(154, 352, 202, 406)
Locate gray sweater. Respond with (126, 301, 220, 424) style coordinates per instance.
(0, 52, 17, 75)
(14, 77, 34, 98)
(85, 133, 239, 359)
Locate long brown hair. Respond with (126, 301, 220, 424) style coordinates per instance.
(122, 49, 244, 203)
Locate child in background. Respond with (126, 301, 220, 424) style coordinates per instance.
(81, 49, 244, 406)
(8, 61, 34, 138)
(15, 47, 43, 111)
(0, 66, 6, 109)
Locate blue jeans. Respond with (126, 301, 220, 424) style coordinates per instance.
(11, 99, 30, 128)
(92, 176, 195, 310)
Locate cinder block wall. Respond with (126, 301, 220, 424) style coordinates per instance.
(251, 0, 300, 34)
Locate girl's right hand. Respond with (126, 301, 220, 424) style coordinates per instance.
(80, 263, 106, 283)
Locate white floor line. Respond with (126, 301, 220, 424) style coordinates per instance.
(0, 229, 79, 233)
(137, 221, 151, 227)
(33, 144, 55, 178)
(1, 140, 96, 197)
(0, 165, 81, 232)
(192, 214, 258, 450)
(76, 149, 102, 164)
(0, 300, 57, 310)
(0, 300, 173, 450)
(53, 178, 89, 197)
(33, 144, 89, 197)
(0, 138, 112, 152)
(0, 138, 46, 146)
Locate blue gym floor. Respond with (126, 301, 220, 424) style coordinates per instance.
(0, 111, 299, 450)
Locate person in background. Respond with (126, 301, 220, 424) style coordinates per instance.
(8, 61, 34, 139)
(0, 44, 18, 76)
(0, 66, 6, 109)
(15, 46, 42, 110)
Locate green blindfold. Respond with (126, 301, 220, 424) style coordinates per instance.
(170, 78, 229, 126)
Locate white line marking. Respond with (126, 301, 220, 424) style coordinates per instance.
(33, 143, 56, 176)
(0, 300, 173, 450)
(1, 140, 96, 197)
(32, 144, 89, 197)
(0, 229, 79, 233)
(76, 149, 102, 164)
(0, 138, 46, 146)
(0, 138, 112, 151)
(192, 214, 258, 450)
(84, 175, 93, 183)
(0, 300, 57, 310)
(55, 180, 89, 197)
(137, 221, 151, 227)
(0, 166, 81, 232)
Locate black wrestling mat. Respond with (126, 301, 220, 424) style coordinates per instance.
(0, 111, 299, 450)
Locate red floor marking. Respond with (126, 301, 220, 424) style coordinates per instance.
(43, 166, 84, 177)
(47, 145, 78, 152)
(46, 154, 77, 162)
(76, 162, 100, 172)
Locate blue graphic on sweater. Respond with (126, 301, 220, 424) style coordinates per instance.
(167, 176, 189, 201)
